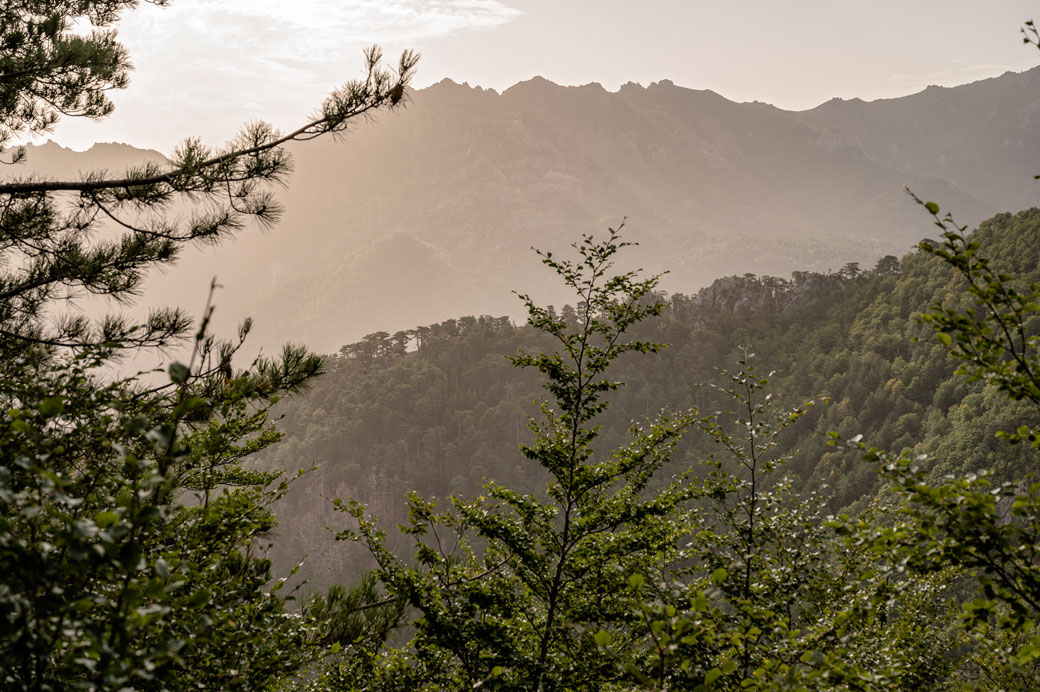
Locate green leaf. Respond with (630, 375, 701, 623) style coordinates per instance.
(39, 396, 64, 417)
(710, 567, 728, 585)
(126, 414, 149, 435)
(146, 424, 174, 451)
(924, 201, 940, 214)
(173, 396, 208, 418)
(169, 361, 190, 384)
(186, 589, 211, 608)
(95, 511, 120, 528)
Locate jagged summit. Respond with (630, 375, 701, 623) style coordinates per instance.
(429, 77, 499, 93)
(8, 140, 165, 181)
(422, 65, 1040, 116)
(810, 64, 1040, 110)
(501, 75, 571, 97)
(17, 65, 1040, 353)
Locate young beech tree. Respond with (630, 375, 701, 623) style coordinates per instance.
(334, 228, 698, 692)
(617, 359, 958, 691)
(0, 2, 417, 689)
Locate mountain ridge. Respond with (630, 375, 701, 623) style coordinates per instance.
(421, 64, 1040, 108)
(8, 66, 1038, 354)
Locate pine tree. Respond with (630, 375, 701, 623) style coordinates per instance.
(0, 2, 417, 688)
(0, 1, 417, 352)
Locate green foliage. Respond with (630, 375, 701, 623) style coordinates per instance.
(611, 358, 959, 691)
(332, 229, 698, 691)
(0, 1, 417, 352)
(0, 338, 319, 690)
(320, 232, 965, 691)
(0, 2, 418, 689)
(915, 198, 1040, 431)
(0, 0, 140, 154)
(264, 211, 1040, 588)
(817, 193, 1040, 689)
(250, 207, 1040, 691)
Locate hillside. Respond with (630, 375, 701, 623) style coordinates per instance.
(803, 67, 1040, 213)
(255, 208, 1040, 591)
(10, 69, 1040, 353)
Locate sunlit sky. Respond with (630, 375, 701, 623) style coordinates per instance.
(49, 0, 1040, 152)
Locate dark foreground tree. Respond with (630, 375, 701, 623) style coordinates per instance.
(0, 2, 416, 689)
(0, 3, 416, 352)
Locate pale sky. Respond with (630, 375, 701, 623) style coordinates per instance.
(48, 0, 1040, 152)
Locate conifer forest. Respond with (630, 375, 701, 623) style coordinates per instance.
(6, 2, 1040, 690)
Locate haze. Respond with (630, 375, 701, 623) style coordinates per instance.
(50, 0, 1040, 152)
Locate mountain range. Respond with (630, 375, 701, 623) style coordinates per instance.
(9, 66, 1040, 354)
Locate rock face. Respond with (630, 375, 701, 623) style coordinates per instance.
(10, 68, 1040, 353)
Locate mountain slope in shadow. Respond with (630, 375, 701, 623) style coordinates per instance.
(10, 68, 1036, 353)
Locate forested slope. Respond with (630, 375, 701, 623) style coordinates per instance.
(260, 208, 1040, 590)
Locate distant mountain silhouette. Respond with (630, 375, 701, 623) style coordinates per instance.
(7, 140, 166, 178)
(8, 68, 1039, 353)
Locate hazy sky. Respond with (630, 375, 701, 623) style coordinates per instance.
(49, 0, 1040, 152)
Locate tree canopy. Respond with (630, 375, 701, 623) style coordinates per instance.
(6, 3, 1040, 691)
(0, 2, 417, 689)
